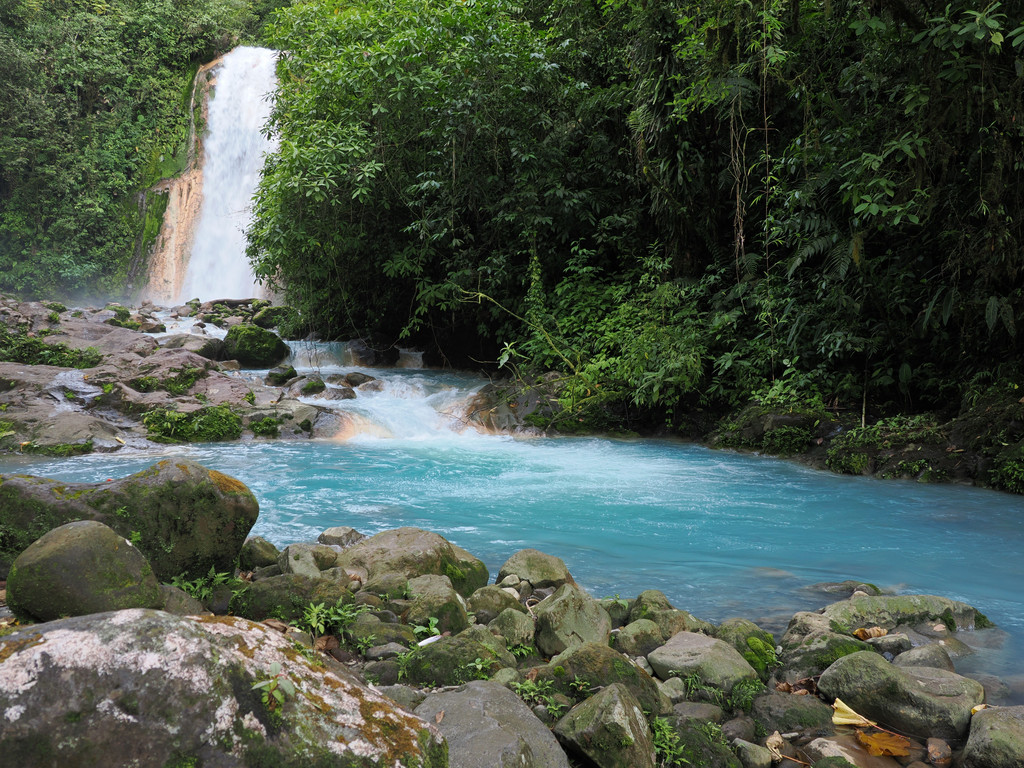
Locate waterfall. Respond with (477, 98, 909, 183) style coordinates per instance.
(177, 47, 278, 302)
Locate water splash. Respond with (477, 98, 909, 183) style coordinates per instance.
(178, 47, 278, 302)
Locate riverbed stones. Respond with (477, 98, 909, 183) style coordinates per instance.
(222, 323, 289, 367)
(628, 589, 714, 637)
(265, 363, 297, 385)
(160, 332, 225, 360)
(415, 680, 570, 768)
(535, 584, 612, 656)
(334, 527, 488, 597)
(960, 705, 1024, 768)
(497, 548, 576, 590)
(0, 609, 446, 767)
(318, 526, 366, 548)
(749, 691, 834, 737)
(405, 574, 469, 634)
(817, 650, 984, 740)
(553, 683, 654, 768)
(647, 632, 760, 695)
(239, 535, 279, 570)
(229, 573, 352, 623)
(893, 643, 955, 671)
(613, 618, 664, 657)
(0, 458, 259, 581)
(468, 584, 527, 625)
(821, 593, 986, 633)
(714, 618, 778, 682)
(778, 611, 873, 681)
(7, 521, 162, 621)
(488, 606, 536, 648)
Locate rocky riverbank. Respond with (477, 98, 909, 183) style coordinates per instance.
(1, 463, 1022, 767)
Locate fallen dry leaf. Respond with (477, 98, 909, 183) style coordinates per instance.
(434, 711, 444, 724)
(857, 728, 912, 757)
(765, 731, 785, 761)
(853, 626, 887, 640)
(263, 618, 290, 633)
(314, 635, 339, 653)
(832, 698, 877, 728)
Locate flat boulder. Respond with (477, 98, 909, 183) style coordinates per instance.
(415, 680, 569, 768)
(817, 650, 984, 740)
(534, 584, 612, 657)
(7, 520, 161, 622)
(497, 548, 576, 590)
(553, 683, 654, 768)
(647, 632, 759, 695)
(0, 459, 258, 581)
(334, 527, 488, 597)
(961, 705, 1024, 768)
(0, 610, 446, 767)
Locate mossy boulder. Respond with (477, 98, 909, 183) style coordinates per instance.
(750, 691, 834, 736)
(252, 304, 293, 329)
(346, 613, 417, 649)
(239, 535, 280, 570)
(405, 625, 516, 687)
(535, 642, 671, 716)
(404, 574, 469, 635)
(0, 459, 259, 581)
(714, 618, 778, 682)
(488, 607, 536, 649)
(467, 585, 526, 625)
(817, 650, 984, 740)
(0, 610, 446, 767)
(670, 719, 743, 768)
(820, 593, 989, 633)
(552, 683, 655, 768)
(628, 590, 714, 637)
(613, 619, 664, 658)
(223, 323, 289, 367)
(7, 521, 162, 622)
(229, 573, 351, 623)
(497, 548, 576, 590)
(265, 364, 297, 386)
(535, 584, 612, 657)
(961, 705, 1024, 768)
(334, 527, 488, 598)
(778, 612, 874, 681)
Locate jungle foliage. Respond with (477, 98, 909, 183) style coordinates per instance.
(0, 0, 276, 298)
(248, 0, 1023, 420)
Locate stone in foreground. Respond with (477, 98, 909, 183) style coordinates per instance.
(7, 520, 161, 622)
(817, 650, 984, 740)
(0, 609, 446, 767)
(553, 683, 654, 768)
(415, 680, 569, 768)
(960, 705, 1024, 768)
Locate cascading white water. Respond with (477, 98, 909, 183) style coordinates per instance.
(177, 47, 278, 302)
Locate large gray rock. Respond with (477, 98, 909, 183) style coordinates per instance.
(553, 683, 654, 768)
(0, 459, 259, 581)
(0, 610, 446, 767)
(497, 548, 576, 590)
(749, 691, 834, 736)
(534, 584, 612, 657)
(334, 527, 488, 597)
(468, 585, 526, 625)
(961, 705, 1024, 768)
(614, 619, 664, 657)
(488, 607, 536, 649)
(318, 526, 365, 548)
(277, 543, 323, 579)
(647, 632, 760, 694)
(821, 593, 989, 633)
(893, 643, 954, 671)
(239, 535, 280, 570)
(405, 574, 469, 635)
(778, 611, 873, 681)
(7, 521, 161, 622)
(415, 680, 569, 768)
(817, 650, 985, 740)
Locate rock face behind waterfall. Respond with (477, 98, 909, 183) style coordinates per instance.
(0, 610, 447, 768)
(0, 459, 258, 581)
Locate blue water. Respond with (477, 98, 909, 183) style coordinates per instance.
(2, 431, 1022, 681)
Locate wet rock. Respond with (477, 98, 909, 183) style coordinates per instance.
(0, 459, 258, 581)
(405, 574, 469, 635)
(0, 610, 446, 767)
(801, 734, 904, 767)
(893, 643, 954, 671)
(318, 385, 356, 400)
(960, 705, 1024, 768)
(614, 619, 664, 657)
(733, 738, 772, 768)
(468, 584, 527, 625)
(229, 573, 351, 623)
(160, 333, 225, 360)
(7, 521, 161, 622)
(239, 535, 280, 570)
(865, 632, 912, 657)
(415, 680, 570, 768)
(252, 305, 292, 329)
(405, 625, 516, 687)
(497, 548, 577, 590)
(488, 606, 536, 649)
(553, 683, 655, 768)
(334, 527, 488, 597)
(535, 642, 670, 716)
(223, 323, 289, 367)
(265, 364, 297, 386)
(318, 526, 365, 548)
(817, 650, 984, 740)
(534, 584, 612, 657)
(344, 372, 376, 387)
(647, 632, 760, 695)
(348, 338, 400, 367)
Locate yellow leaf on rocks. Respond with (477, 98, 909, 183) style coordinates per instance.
(853, 626, 887, 640)
(857, 729, 912, 757)
(832, 698, 877, 728)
